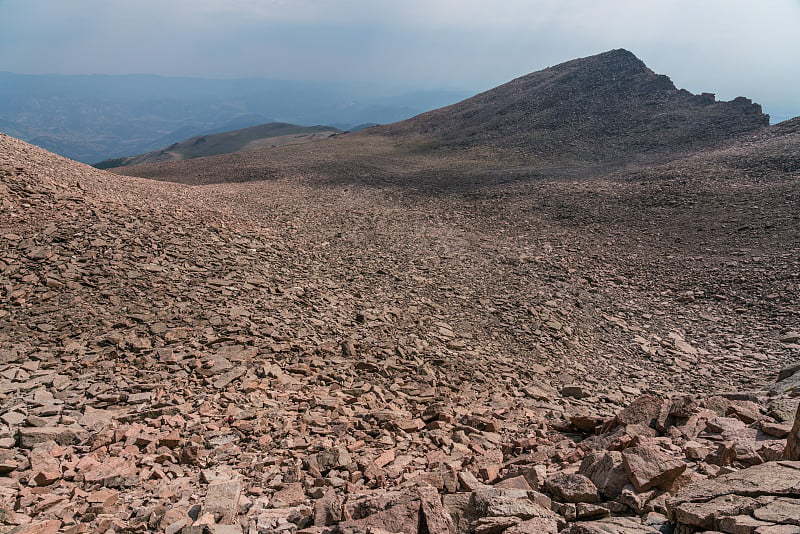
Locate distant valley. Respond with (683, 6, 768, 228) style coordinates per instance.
(0, 72, 470, 164)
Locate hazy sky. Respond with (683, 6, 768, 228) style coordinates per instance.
(1, 0, 798, 120)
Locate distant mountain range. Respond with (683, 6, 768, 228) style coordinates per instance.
(117, 49, 795, 189)
(0, 72, 470, 164)
(94, 123, 341, 168)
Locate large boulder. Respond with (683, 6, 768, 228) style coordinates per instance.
(579, 451, 629, 500)
(621, 443, 686, 492)
(543, 473, 600, 503)
(784, 403, 800, 460)
(668, 461, 800, 531)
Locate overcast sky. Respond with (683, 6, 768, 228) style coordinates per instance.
(1, 0, 798, 120)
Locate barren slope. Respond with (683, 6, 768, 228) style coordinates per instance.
(3, 120, 800, 531)
(377, 49, 769, 164)
(95, 123, 340, 169)
(2, 50, 799, 533)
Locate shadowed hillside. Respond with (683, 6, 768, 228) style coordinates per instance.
(94, 123, 340, 168)
(120, 49, 777, 188)
(377, 49, 769, 164)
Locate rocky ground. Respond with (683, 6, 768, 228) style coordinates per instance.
(2, 130, 800, 534)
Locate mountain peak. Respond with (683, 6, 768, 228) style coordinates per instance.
(563, 48, 647, 69)
(596, 48, 644, 63)
(376, 50, 768, 164)
(532, 48, 669, 93)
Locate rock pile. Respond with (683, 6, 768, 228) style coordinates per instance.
(2, 132, 799, 534)
(2, 347, 799, 534)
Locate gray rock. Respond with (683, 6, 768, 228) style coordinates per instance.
(544, 473, 599, 503)
(622, 443, 686, 492)
(18, 426, 88, 448)
(562, 385, 592, 399)
(579, 450, 628, 499)
(203, 478, 242, 524)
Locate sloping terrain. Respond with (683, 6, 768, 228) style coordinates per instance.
(1, 49, 800, 533)
(4, 121, 800, 532)
(377, 49, 769, 165)
(94, 123, 341, 169)
(121, 49, 774, 188)
(0, 72, 470, 164)
(4, 124, 800, 533)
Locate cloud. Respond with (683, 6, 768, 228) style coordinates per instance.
(0, 0, 798, 117)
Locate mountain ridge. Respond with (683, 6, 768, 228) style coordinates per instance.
(94, 122, 341, 168)
(115, 49, 787, 189)
(375, 49, 769, 164)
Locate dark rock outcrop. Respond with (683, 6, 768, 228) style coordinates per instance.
(378, 49, 769, 164)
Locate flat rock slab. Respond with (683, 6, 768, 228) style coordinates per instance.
(668, 461, 800, 531)
(753, 497, 800, 526)
(504, 517, 559, 534)
(12, 520, 63, 534)
(82, 456, 140, 488)
(672, 494, 758, 530)
(669, 461, 800, 504)
(18, 426, 89, 448)
(203, 478, 242, 524)
(562, 516, 660, 533)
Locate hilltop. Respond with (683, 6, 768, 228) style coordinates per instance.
(376, 49, 769, 164)
(94, 123, 341, 169)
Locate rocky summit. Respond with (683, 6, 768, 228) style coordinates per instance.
(376, 49, 769, 165)
(1, 48, 800, 534)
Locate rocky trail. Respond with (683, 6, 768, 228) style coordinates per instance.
(1, 118, 799, 534)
